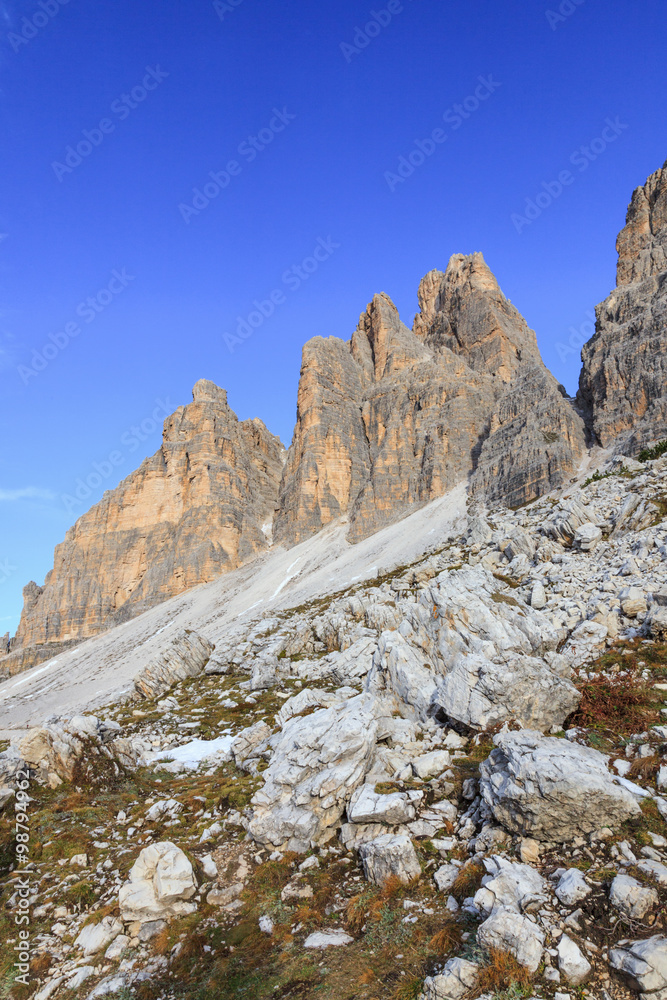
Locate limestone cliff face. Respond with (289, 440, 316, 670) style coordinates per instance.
(276, 253, 585, 545)
(8, 381, 285, 672)
(578, 160, 667, 454)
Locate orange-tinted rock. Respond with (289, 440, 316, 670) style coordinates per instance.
(7, 381, 285, 672)
(277, 253, 585, 545)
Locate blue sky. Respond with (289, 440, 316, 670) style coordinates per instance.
(1, 0, 665, 635)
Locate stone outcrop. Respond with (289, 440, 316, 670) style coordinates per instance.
(578, 160, 667, 454)
(133, 630, 215, 700)
(4, 381, 285, 675)
(276, 253, 585, 545)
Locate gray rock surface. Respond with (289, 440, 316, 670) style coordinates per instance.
(134, 630, 214, 700)
(476, 906, 545, 972)
(248, 694, 379, 851)
(609, 936, 667, 998)
(610, 873, 659, 920)
(422, 958, 479, 1000)
(118, 842, 197, 924)
(480, 730, 641, 841)
(358, 833, 421, 886)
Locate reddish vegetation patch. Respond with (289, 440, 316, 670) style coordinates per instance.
(568, 674, 661, 735)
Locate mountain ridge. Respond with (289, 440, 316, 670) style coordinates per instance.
(3, 158, 666, 677)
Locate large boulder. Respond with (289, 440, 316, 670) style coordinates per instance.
(367, 567, 578, 732)
(422, 958, 479, 1000)
(476, 906, 545, 972)
(434, 650, 579, 732)
(480, 730, 640, 842)
(14, 716, 123, 788)
(358, 834, 421, 886)
(133, 630, 214, 700)
(118, 842, 197, 925)
(473, 855, 547, 917)
(248, 694, 379, 852)
(609, 936, 667, 1000)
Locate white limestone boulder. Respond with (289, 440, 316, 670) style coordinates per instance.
(358, 833, 421, 886)
(118, 842, 197, 924)
(557, 933, 592, 985)
(480, 730, 641, 841)
(609, 936, 667, 999)
(347, 784, 422, 825)
(473, 855, 547, 917)
(610, 873, 659, 920)
(476, 906, 545, 972)
(422, 958, 479, 1000)
(248, 694, 379, 852)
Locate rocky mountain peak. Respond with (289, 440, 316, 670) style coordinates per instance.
(616, 158, 667, 285)
(578, 158, 667, 454)
(351, 292, 430, 381)
(4, 381, 285, 677)
(192, 378, 229, 405)
(414, 251, 541, 383)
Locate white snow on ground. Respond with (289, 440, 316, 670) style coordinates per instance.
(0, 483, 467, 736)
(143, 736, 235, 771)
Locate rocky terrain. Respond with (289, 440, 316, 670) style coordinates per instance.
(1, 159, 667, 1000)
(3, 381, 285, 678)
(1, 449, 667, 1000)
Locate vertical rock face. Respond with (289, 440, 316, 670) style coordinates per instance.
(578, 160, 667, 453)
(7, 381, 285, 672)
(413, 255, 586, 509)
(276, 253, 585, 545)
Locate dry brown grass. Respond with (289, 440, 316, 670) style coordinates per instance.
(628, 754, 662, 782)
(344, 874, 415, 937)
(152, 925, 172, 956)
(568, 674, 660, 735)
(451, 860, 485, 900)
(294, 905, 324, 930)
(429, 916, 463, 956)
(345, 892, 368, 935)
(476, 948, 533, 993)
(30, 953, 53, 978)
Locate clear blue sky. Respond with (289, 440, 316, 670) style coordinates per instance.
(1, 0, 665, 635)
